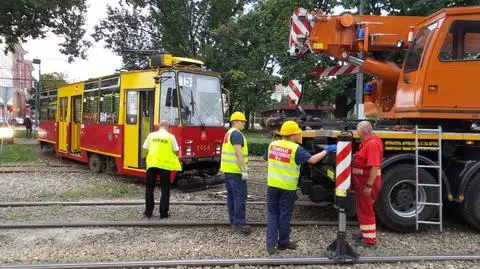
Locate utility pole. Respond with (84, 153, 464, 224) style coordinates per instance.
(32, 59, 41, 128)
(355, 0, 365, 119)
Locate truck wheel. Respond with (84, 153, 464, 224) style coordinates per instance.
(461, 173, 480, 231)
(375, 164, 438, 232)
(88, 154, 104, 173)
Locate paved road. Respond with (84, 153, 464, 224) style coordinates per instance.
(13, 137, 38, 145)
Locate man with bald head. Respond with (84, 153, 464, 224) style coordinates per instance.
(352, 120, 383, 247)
(142, 119, 182, 219)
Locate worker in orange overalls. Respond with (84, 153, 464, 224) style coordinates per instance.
(352, 121, 384, 247)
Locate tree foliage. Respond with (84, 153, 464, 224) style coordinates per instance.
(0, 0, 90, 62)
(41, 72, 68, 90)
(92, 0, 249, 70)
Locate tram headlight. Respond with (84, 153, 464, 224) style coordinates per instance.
(186, 145, 192, 156)
(215, 144, 221, 155)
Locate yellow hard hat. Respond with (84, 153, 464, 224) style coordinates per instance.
(280, 120, 302, 136)
(230, 111, 247, 122)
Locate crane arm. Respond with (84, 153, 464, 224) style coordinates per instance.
(289, 8, 424, 82)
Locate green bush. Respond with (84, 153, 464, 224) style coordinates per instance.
(248, 142, 270, 156)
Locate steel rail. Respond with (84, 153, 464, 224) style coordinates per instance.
(0, 200, 329, 208)
(0, 170, 89, 174)
(0, 255, 479, 268)
(0, 220, 354, 229)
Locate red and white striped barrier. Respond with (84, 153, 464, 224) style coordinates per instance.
(311, 64, 359, 77)
(287, 80, 302, 106)
(312, 61, 400, 78)
(289, 8, 313, 58)
(335, 139, 352, 197)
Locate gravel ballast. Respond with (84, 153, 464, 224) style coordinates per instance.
(0, 151, 479, 268)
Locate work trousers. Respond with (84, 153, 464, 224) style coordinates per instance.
(353, 173, 381, 244)
(266, 186, 297, 248)
(225, 173, 247, 226)
(25, 127, 32, 138)
(145, 167, 171, 218)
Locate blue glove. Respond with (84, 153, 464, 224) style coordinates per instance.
(325, 144, 337, 153)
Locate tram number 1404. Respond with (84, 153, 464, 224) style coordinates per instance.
(197, 145, 211, 152)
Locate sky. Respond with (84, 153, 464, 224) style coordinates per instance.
(23, 0, 123, 83)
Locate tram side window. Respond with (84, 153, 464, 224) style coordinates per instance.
(59, 98, 68, 121)
(48, 98, 57, 121)
(99, 87, 120, 124)
(126, 91, 137, 124)
(83, 91, 99, 124)
(39, 99, 49, 120)
(160, 72, 178, 125)
(439, 21, 480, 61)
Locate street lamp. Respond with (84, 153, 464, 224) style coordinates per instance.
(32, 58, 41, 128)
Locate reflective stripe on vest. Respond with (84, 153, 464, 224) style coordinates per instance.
(267, 140, 300, 191)
(146, 130, 182, 171)
(219, 128, 248, 174)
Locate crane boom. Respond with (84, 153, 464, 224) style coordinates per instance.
(290, 8, 424, 82)
(289, 6, 480, 122)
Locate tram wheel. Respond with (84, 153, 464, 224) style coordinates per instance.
(88, 154, 104, 173)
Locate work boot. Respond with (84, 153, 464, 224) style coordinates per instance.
(354, 238, 377, 249)
(267, 247, 277, 255)
(142, 212, 152, 219)
(278, 241, 297, 250)
(233, 225, 252, 235)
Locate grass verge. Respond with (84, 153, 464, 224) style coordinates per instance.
(244, 131, 275, 144)
(61, 180, 143, 199)
(0, 144, 38, 163)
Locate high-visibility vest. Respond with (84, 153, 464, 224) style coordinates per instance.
(146, 130, 182, 171)
(267, 139, 300, 191)
(220, 127, 248, 174)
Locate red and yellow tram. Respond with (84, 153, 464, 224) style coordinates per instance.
(38, 53, 226, 181)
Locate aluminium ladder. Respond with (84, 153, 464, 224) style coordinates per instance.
(415, 125, 443, 232)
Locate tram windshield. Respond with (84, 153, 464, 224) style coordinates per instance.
(177, 72, 223, 127)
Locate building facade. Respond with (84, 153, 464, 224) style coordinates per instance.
(0, 43, 34, 121)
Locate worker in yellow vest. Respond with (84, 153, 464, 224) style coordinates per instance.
(142, 119, 182, 219)
(220, 111, 251, 235)
(265, 120, 337, 255)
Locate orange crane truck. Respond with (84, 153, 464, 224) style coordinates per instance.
(289, 6, 480, 232)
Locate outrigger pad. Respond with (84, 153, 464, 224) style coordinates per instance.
(326, 237, 360, 262)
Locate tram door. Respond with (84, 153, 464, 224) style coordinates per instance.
(58, 97, 68, 152)
(70, 95, 82, 153)
(124, 89, 155, 169)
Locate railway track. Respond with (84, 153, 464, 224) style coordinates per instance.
(0, 169, 90, 174)
(0, 219, 353, 229)
(0, 200, 328, 207)
(0, 254, 479, 268)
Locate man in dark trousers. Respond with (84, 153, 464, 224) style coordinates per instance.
(142, 119, 182, 219)
(264, 120, 337, 255)
(220, 111, 251, 235)
(24, 115, 32, 138)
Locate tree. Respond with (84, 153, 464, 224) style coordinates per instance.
(27, 72, 69, 111)
(0, 0, 90, 62)
(41, 72, 69, 90)
(92, 0, 250, 70)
